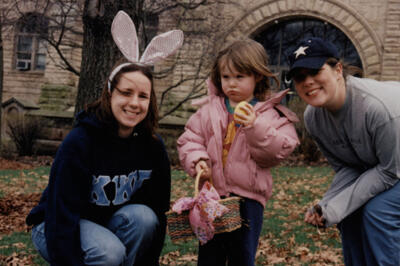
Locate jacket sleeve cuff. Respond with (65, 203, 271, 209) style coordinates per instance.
(185, 151, 209, 177)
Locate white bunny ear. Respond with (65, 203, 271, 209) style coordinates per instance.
(111, 10, 139, 62)
(139, 30, 184, 65)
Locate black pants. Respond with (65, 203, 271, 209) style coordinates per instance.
(197, 197, 264, 266)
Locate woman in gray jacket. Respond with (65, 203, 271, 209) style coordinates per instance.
(287, 37, 400, 266)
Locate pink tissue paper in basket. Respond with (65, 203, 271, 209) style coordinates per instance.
(172, 181, 229, 244)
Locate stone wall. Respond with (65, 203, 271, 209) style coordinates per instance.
(1, 0, 399, 152)
(218, 0, 388, 79)
(155, 0, 400, 122)
(381, 0, 400, 80)
(2, 0, 399, 110)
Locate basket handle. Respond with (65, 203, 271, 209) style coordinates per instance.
(194, 169, 213, 197)
(194, 169, 203, 197)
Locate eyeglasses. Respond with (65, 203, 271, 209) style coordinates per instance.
(292, 68, 321, 83)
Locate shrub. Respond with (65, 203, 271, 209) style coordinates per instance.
(287, 97, 322, 162)
(158, 126, 185, 167)
(6, 115, 43, 156)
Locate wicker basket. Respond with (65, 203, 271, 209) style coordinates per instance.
(166, 171, 242, 243)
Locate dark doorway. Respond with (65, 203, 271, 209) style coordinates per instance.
(253, 17, 362, 97)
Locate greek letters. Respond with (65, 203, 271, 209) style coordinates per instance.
(90, 170, 152, 206)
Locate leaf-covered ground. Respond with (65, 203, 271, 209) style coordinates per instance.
(0, 157, 344, 265)
(160, 167, 343, 266)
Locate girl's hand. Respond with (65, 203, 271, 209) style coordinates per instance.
(195, 160, 212, 181)
(234, 102, 256, 127)
(304, 204, 325, 227)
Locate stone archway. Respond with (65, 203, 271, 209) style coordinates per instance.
(222, 0, 383, 79)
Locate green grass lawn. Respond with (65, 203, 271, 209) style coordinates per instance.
(0, 166, 343, 265)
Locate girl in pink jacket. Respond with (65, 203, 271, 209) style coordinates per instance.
(177, 39, 299, 266)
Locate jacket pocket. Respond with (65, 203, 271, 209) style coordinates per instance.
(253, 165, 272, 197)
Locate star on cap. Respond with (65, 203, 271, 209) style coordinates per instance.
(294, 46, 309, 59)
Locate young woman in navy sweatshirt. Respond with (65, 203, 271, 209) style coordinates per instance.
(26, 62, 171, 266)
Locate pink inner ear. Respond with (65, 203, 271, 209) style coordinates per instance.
(140, 30, 184, 65)
(111, 11, 139, 62)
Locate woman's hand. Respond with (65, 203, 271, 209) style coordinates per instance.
(234, 102, 256, 127)
(304, 204, 326, 227)
(195, 160, 212, 181)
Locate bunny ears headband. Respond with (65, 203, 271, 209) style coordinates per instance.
(108, 10, 184, 90)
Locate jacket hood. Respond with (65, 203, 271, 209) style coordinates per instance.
(191, 79, 222, 107)
(256, 89, 289, 111)
(74, 111, 152, 138)
(75, 111, 104, 130)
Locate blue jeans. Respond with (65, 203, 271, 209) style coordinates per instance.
(197, 197, 264, 266)
(31, 204, 158, 266)
(338, 180, 400, 266)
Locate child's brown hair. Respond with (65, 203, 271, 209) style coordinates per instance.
(210, 38, 279, 100)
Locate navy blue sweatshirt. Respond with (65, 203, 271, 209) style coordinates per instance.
(26, 111, 171, 265)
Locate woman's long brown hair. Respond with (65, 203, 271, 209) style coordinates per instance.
(85, 61, 159, 137)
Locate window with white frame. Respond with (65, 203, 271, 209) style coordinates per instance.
(15, 13, 49, 71)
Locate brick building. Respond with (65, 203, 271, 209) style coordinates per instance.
(1, 0, 399, 145)
(220, 0, 399, 81)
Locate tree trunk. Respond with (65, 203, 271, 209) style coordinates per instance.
(75, 0, 138, 115)
(0, 20, 3, 150)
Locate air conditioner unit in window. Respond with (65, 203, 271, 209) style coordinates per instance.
(16, 60, 30, 71)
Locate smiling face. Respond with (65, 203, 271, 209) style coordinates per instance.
(293, 63, 346, 112)
(110, 71, 152, 138)
(220, 63, 256, 107)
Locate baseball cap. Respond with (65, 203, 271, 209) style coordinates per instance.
(287, 37, 339, 79)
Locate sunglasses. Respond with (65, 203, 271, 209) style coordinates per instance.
(292, 68, 321, 83)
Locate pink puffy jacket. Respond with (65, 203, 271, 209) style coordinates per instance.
(177, 85, 299, 207)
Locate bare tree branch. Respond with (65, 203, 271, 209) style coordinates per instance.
(2, 0, 246, 121)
